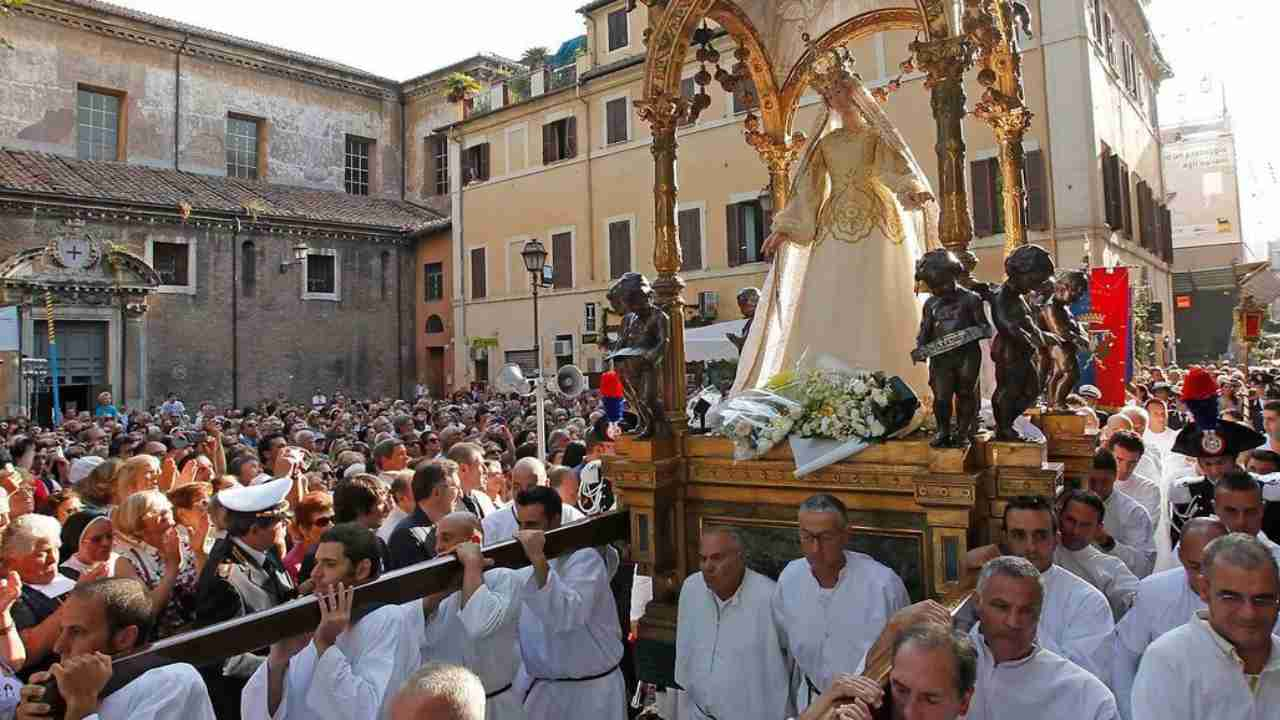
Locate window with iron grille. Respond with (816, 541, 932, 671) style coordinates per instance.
(425, 262, 445, 301)
(226, 116, 260, 180)
(306, 253, 337, 295)
(428, 135, 449, 196)
(77, 89, 121, 161)
(345, 136, 371, 195)
(153, 242, 190, 287)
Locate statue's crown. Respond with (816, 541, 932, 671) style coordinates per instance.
(805, 35, 856, 94)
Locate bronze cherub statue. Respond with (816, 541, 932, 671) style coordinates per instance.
(912, 249, 993, 448)
(607, 273, 669, 439)
(991, 244, 1057, 442)
(1037, 270, 1091, 411)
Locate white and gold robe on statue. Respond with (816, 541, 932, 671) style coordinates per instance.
(732, 126, 930, 393)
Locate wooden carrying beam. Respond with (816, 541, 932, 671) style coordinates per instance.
(42, 509, 631, 715)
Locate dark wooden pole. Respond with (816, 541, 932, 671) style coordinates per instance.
(41, 510, 630, 716)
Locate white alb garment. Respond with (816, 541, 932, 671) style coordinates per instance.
(402, 568, 524, 720)
(1113, 470, 1162, 541)
(1111, 567, 1204, 720)
(514, 548, 626, 720)
(1101, 489, 1156, 578)
(771, 551, 909, 708)
(675, 569, 793, 720)
(241, 604, 415, 720)
(1143, 427, 1177, 460)
(1035, 565, 1115, 680)
(1132, 611, 1280, 720)
(1136, 451, 1162, 488)
(964, 627, 1118, 720)
(1054, 545, 1139, 621)
(377, 507, 408, 544)
(87, 663, 215, 720)
(482, 504, 583, 545)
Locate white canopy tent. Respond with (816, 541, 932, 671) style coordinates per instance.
(684, 319, 747, 363)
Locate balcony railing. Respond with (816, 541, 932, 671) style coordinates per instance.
(546, 63, 577, 92)
(466, 61, 580, 118)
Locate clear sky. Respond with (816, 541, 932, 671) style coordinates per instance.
(108, 0, 591, 80)
(1150, 1, 1279, 260)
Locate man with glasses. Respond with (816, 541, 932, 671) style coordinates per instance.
(387, 460, 462, 570)
(194, 477, 297, 720)
(423, 433, 443, 460)
(770, 493, 909, 711)
(1132, 533, 1280, 719)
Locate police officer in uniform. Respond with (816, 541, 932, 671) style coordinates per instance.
(194, 477, 296, 720)
(1168, 368, 1267, 546)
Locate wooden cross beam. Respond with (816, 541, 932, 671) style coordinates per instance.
(41, 509, 631, 716)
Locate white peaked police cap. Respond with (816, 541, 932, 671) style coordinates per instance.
(218, 476, 292, 515)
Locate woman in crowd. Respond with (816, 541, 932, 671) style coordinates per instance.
(78, 457, 122, 509)
(58, 508, 115, 581)
(111, 454, 161, 505)
(168, 481, 215, 559)
(2, 513, 85, 678)
(283, 490, 334, 583)
(47, 489, 82, 524)
(111, 489, 201, 639)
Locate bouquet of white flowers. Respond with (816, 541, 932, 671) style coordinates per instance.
(765, 353, 921, 476)
(707, 389, 804, 461)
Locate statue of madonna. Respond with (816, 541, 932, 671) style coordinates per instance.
(731, 46, 938, 395)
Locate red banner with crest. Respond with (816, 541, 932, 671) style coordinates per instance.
(1087, 267, 1130, 408)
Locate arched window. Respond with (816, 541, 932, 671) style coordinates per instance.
(380, 250, 391, 300)
(426, 314, 445, 334)
(241, 241, 256, 296)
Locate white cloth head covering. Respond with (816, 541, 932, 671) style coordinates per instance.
(343, 463, 367, 479)
(69, 456, 105, 487)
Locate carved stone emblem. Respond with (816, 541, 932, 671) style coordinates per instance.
(51, 235, 99, 272)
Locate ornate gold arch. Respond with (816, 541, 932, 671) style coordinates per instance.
(641, 0, 784, 137)
(778, 7, 927, 136)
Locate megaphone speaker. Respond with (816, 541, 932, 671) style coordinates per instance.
(495, 364, 535, 396)
(556, 365, 587, 398)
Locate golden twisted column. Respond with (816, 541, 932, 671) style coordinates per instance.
(911, 35, 977, 255)
(973, 0, 1035, 258)
(744, 114, 805, 210)
(636, 93, 690, 438)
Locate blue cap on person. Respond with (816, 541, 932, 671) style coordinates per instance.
(217, 476, 292, 517)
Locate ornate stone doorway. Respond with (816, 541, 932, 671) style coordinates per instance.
(0, 230, 159, 417)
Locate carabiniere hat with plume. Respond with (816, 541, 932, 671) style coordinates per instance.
(1170, 367, 1265, 458)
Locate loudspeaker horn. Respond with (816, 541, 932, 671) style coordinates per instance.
(495, 363, 535, 396)
(556, 364, 587, 398)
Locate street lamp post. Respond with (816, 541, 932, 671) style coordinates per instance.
(521, 238, 549, 461)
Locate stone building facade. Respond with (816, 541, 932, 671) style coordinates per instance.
(0, 0, 515, 414)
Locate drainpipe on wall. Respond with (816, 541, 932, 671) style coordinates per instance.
(397, 242, 404, 398)
(576, 83, 595, 284)
(231, 218, 240, 408)
(452, 129, 467, 390)
(1035, 14, 1059, 267)
(400, 96, 408, 201)
(174, 34, 190, 171)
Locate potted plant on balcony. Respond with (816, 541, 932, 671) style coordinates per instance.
(445, 72, 482, 103)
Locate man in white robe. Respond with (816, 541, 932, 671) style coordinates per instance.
(1111, 517, 1228, 720)
(482, 459, 582, 545)
(401, 513, 522, 720)
(511, 487, 626, 720)
(1056, 488, 1141, 619)
(1106, 432, 1162, 547)
(1132, 533, 1280, 719)
(964, 556, 1118, 720)
(771, 494, 909, 710)
(1118, 407, 1163, 481)
(675, 527, 792, 720)
(966, 495, 1114, 679)
(16, 577, 216, 720)
(244, 523, 415, 720)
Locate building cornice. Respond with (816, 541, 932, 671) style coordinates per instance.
(0, 194, 425, 245)
(21, 0, 403, 99)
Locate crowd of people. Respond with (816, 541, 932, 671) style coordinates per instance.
(0, 386, 626, 720)
(667, 362, 1280, 720)
(0, 356, 1276, 720)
